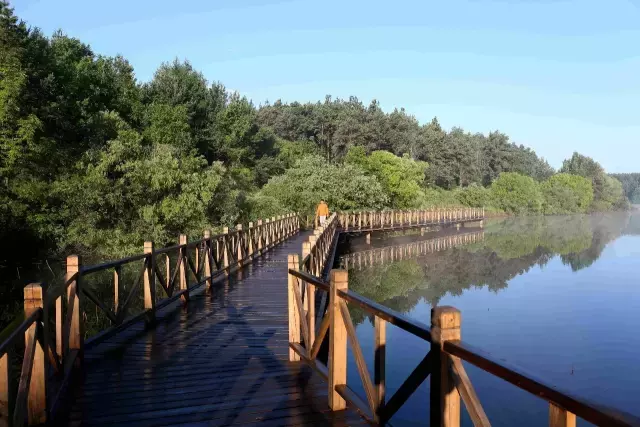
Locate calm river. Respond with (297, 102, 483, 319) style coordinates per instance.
(336, 212, 640, 426)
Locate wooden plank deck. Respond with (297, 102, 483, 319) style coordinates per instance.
(62, 232, 366, 426)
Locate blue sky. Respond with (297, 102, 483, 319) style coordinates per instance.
(14, 0, 640, 172)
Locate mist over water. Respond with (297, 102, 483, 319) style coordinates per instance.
(338, 212, 640, 426)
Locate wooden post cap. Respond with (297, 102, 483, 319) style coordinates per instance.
(204, 230, 211, 238)
(24, 283, 43, 305)
(431, 306, 461, 329)
(236, 224, 242, 231)
(223, 227, 229, 233)
(330, 269, 348, 288)
(144, 241, 154, 253)
(66, 255, 80, 271)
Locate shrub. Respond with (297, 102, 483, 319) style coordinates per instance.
(541, 173, 593, 214)
(490, 172, 542, 215)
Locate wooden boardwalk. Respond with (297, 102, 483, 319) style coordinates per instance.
(62, 232, 366, 426)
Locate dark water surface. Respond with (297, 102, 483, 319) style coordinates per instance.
(337, 213, 640, 426)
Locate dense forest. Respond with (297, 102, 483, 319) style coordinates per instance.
(0, 1, 631, 275)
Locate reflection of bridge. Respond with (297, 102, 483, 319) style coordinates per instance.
(339, 230, 485, 271)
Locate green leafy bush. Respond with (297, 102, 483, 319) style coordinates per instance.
(490, 172, 542, 214)
(257, 155, 388, 218)
(541, 173, 593, 214)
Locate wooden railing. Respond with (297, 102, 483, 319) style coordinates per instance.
(300, 213, 339, 278)
(287, 267, 640, 426)
(340, 230, 484, 271)
(0, 213, 299, 426)
(338, 208, 484, 232)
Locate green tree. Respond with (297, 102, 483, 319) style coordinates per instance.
(540, 173, 593, 214)
(57, 113, 224, 257)
(345, 147, 427, 208)
(455, 184, 490, 207)
(257, 155, 388, 218)
(490, 172, 543, 214)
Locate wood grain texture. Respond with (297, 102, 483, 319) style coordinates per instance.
(550, 403, 576, 427)
(451, 357, 490, 427)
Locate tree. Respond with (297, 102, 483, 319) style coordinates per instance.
(490, 172, 543, 214)
(257, 155, 388, 218)
(455, 184, 490, 207)
(540, 173, 593, 214)
(144, 60, 211, 157)
(610, 173, 640, 204)
(56, 113, 225, 257)
(560, 152, 628, 210)
(345, 148, 427, 208)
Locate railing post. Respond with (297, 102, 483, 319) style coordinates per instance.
(257, 220, 264, 256)
(375, 316, 386, 422)
(271, 217, 276, 245)
(329, 269, 348, 411)
(66, 255, 82, 361)
(305, 240, 316, 349)
(114, 265, 121, 315)
(204, 230, 212, 288)
(222, 227, 230, 276)
(178, 235, 189, 301)
(23, 283, 46, 425)
(309, 235, 318, 275)
(265, 219, 271, 249)
(247, 222, 255, 260)
(302, 241, 311, 274)
(143, 241, 157, 320)
(236, 224, 243, 267)
(0, 345, 12, 427)
(287, 254, 301, 362)
(549, 403, 576, 427)
(430, 306, 461, 427)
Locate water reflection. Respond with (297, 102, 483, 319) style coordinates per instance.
(341, 213, 634, 317)
(338, 212, 640, 425)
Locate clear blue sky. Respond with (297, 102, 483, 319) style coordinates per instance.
(14, 0, 640, 172)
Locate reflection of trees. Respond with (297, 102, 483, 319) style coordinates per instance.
(348, 213, 632, 324)
(482, 215, 593, 259)
(561, 213, 630, 271)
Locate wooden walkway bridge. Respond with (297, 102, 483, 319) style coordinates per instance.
(2, 208, 640, 427)
(63, 231, 366, 426)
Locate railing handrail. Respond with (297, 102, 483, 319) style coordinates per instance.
(287, 215, 640, 427)
(78, 214, 297, 275)
(288, 269, 330, 292)
(444, 339, 640, 427)
(0, 308, 42, 357)
(337, 207, 485, 233)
